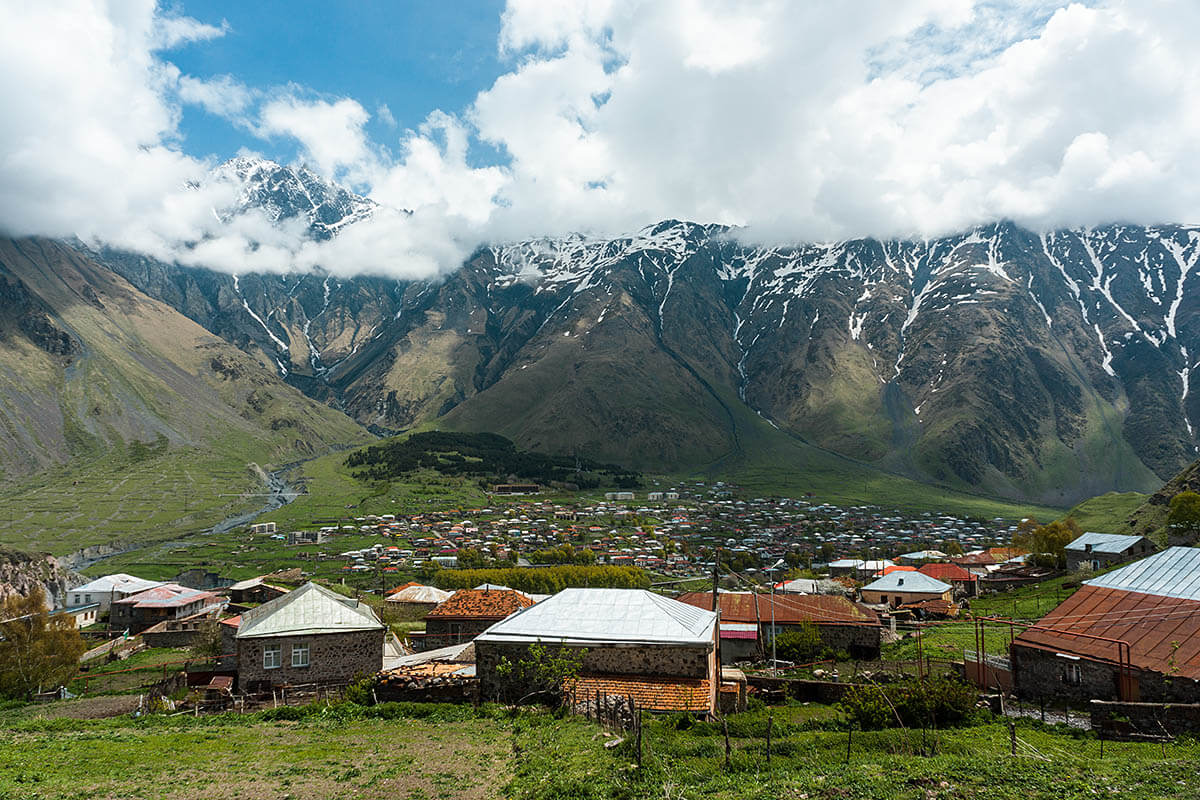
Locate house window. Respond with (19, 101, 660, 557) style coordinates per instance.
(1064, 663, 1082, 685)
(291, 643, 310, 668)
(263, 644, 281, 669)
(84, 594, 91, 604)
(879, 595, 888, 604)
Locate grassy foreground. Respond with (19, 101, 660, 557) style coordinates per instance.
(1, 701, 1196, 800)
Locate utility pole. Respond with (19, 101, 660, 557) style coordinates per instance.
(712, 548, 721, 668)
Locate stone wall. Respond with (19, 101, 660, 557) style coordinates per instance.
(238, 629, 383, 690)
(817, 624, 882, 659)
(1013, 644, 1200, 704)
(476, 640, 714, 701)
(860, 589, 949, 607)
(1091, 699, 1200, 738)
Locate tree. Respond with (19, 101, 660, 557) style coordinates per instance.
(1167, 491, 1200, 543)
(1015, 519, 1081, 569)
(773, 622, 825, 663)
(0, 587, 87, 699)
(942, 540, 964, 556)
(493, 642, 586, 705)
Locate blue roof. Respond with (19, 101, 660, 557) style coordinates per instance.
(1083, 547, 1200, 600)
(1065, 532, 1146, 554)
(862, 572, 951, 593)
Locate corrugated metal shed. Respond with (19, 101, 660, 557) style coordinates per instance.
(1066, 532, 1147, 554)
(237, 582, 383, 639)
(477, 588, 716, 646)
(1083, 547, 1200, 600)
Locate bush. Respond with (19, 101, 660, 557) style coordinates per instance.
(774, 623, 824, 663)
(840, 676, 979, 730)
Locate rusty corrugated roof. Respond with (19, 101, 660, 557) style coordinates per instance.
(676, 592, 880, 627)
(1014, 585, 1200, 679)
(568, 673, 712, 713)
(425, 589, 534, 621)
(918, 563, 977, 583)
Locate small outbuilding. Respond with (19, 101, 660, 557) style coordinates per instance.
(1064, 532, 1156, 573)
(860, 572, 952, 608)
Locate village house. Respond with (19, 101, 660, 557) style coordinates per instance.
(1064, 532, 1157, 573)
(227, 576, 290, 606)
(678, 591, 883, 662)
(1012, 547, 1200, 704)
(859, 572, 953, 608)
(475, 588, 720, 714)
(419, 587, 534, 651)
(67, 573, 162, 612)
(232, 582, 385, 691)
(917, 562, 979, 598)
(385, 582, 452, 616)
(109, 583, 224, 633)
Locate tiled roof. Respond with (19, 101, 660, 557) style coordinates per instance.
(426, 588, 534, 620)
(567, 673, 712, 713)
(1015, 584, 1200, 679)
(677, 592, 880, 627)
(918, 563, 977, 583)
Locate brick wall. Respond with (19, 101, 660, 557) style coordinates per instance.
(476, 640, 714, 701)
(237, 630, 383, 690)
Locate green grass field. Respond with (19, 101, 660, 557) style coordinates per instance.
(0, 702, 1193, 800)
(1061, 492, 1147, 534)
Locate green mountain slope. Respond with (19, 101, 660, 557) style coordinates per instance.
(0, 238, 371, 555)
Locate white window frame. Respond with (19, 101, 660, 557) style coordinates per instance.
(263, 644, 282, 670)
(1065, 663, 1082, 685)
(291, 643, 310, 668)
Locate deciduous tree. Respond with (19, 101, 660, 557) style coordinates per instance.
(0, 587, 86, 699)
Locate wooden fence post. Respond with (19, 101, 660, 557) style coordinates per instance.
(723, 717, 731, 769)
(846, 723, 853, 764)
(635, 704, 643, 769)
(1008, 719, 1016, 756)
(766, 709, 772, 768)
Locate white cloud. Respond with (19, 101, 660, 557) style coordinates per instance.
(2, 0, 1200, 281)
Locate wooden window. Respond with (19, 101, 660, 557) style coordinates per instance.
(1064, 663, 1082, 685)
(291, 643, 310, 668)
(263, 644, 281, 670)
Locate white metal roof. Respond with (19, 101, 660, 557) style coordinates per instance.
(237, 582, 384, 639)
(69, 574, 163, 595)
(386, 584, 453, 604)
(1066, 532, 1147, 554)
(476, 588, 716, 646)
(1084, 547, 1200, 600)
(862, 572, 952, 593)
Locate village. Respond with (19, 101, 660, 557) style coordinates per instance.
(41, 480, 1192, 747)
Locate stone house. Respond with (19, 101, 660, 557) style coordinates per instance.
(110, 584, 223, 633)
(420, 588, 533, 651)
(67, 573, 162, 613)
(1064, 532, 1157, 573)
(1012, 547, 1200, 704)
(475, 588, 719, 714)
(233, 582, 385, 691)
(677, 591, 883, 662)
(859, 572, 952, 608)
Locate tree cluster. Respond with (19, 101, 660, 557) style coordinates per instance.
(344, 431, 641, 489)
(433, 565, 649, 594)
(1013, 518, 1082, 569)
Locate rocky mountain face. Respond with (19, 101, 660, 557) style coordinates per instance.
(88, 159, 1200, 506)
(0, 547, 83, 609)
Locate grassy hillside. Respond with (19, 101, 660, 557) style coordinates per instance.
(1060, 491, 1146, 533)
(1, 703, 1195, 800)
(0, 238, 370, 555)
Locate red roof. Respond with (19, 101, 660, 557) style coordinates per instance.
(677, 592, 880, 627)
(567, 673, 712, 713)
(114, 583, 218, 609)
(425, 589, 534, 621)
(879, 565, 917, 575)
(918, 563, 977, 583)
(1014, 585, 1200, 679)
(386, 581, 421, 597)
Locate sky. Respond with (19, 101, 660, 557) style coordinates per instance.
(2, 0, 1199, 279)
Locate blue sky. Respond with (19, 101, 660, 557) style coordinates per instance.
(169, 0, 506, 165)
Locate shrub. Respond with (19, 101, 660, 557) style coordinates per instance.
(840, 676, 979, 730)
